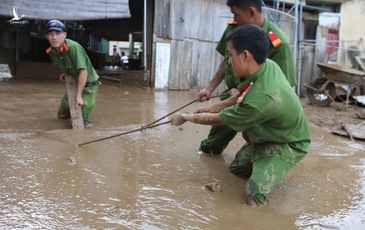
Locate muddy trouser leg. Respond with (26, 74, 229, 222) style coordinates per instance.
(57, 93, 71, 119)
(229, 145, 253, 178)
(247, 157, 294, 205)
(81, 85, 99, 124)
(229, 145, 294, 205)
(199, 124, 237, 155)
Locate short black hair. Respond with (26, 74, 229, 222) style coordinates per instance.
(226, 25, 269, 64)
(226, 0, 263, 13)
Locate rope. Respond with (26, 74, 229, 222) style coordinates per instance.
(78, 93, 225, 147)
(78, 120, 171, 147)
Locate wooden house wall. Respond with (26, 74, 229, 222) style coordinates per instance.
(153, 0, 229, 90)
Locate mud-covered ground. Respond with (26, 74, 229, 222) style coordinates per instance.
(302, 99, 365, 133)
(0, 79, 364, 229)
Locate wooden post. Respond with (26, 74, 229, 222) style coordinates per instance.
(65, 75, 84, 129)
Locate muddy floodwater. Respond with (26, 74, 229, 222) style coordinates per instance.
(1, 80, 364, 229)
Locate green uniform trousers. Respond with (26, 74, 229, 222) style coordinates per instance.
(200, 124, 237, 154)
(199, 90, 237, 154)
(57, 84, 99, 124)
(229, 144, 295, 205)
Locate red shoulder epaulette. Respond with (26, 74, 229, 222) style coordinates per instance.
(45, 46, 52, 55)
(268, 31, 283, 48)
(228, 18, 237, 25)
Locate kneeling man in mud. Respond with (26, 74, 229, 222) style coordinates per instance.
(171, 25, 311, 205)
(45, 19, 100, 128)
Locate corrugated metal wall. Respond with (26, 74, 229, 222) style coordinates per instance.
(0, 0, 130, 20)
(154, 0, 228, 90)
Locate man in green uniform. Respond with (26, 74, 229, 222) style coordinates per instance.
(172, 25, 310, 205)
(45, 20, 100, 127)
(197, 0, 296, 155)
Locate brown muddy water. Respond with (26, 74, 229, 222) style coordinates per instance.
(0, 80, 364, 229)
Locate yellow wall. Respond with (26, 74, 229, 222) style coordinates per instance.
(340, 0, 365, 42)
(337, 0, 365, 67)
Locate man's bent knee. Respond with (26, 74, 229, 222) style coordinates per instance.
(229, 161, 252, 178)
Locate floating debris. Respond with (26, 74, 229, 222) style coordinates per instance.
(68, 156, 77, 166)
(205, 179, 222, 193)
(332, 123, 365, 140)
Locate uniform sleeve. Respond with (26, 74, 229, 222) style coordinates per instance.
(269, 44, 297, 86)
(216, 26, 230, 56)
(69, 44, 88, 70)
(218, 103, 268, 133)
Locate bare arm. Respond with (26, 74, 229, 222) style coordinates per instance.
(195, 88, 240, 113)
(181, 113, 224, 126)
(197, 60, 226, 102)
(76, 69, 87, 106)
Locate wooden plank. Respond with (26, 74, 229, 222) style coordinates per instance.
(154, 0, 231, 90)
(213, 0, 230, 41)
(65, 75, 84, 130)
(170, 0, 218, 41)
(170, 0, 185, 40)
(191, 41, 216, 89)
(179, 40, 193, 89)
(154, 0, 171, 38)
(168, 40, 192, 90)
(184, 0, 202, 40)
(198, 0, 213, 41)
(163, 0, 172, 38)
(168, 40, 181, 89)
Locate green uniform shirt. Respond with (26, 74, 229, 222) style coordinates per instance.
(219, 59, 310, 163)
(48, 38, 99, 83)
(216, 23, 241, 89)
(216, 19, 297, 88)
(262, 19, 296, 86)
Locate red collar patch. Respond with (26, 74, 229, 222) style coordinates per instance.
(45, 46, 52, 55)
(237, 82, 254, 104)
(58, 43, 69, 53)
(45, 43, 69, 55)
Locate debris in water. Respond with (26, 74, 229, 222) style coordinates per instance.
(178, 127, 183, 131)
(205, 179, 222, 192)
(332, 123, 365, 140)
(355, 109, 365, 119)
(68, 156, 77, 166)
